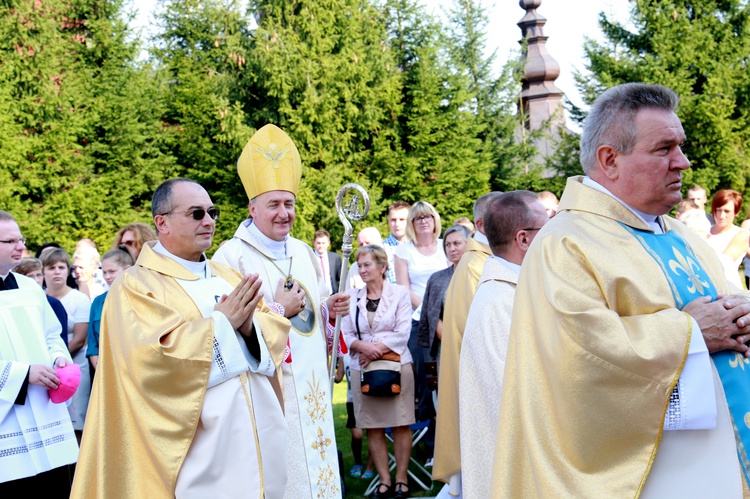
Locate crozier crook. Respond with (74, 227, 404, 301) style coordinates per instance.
(329, 183, 370, 393)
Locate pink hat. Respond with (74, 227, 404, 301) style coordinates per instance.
(49, 364, 81, 404)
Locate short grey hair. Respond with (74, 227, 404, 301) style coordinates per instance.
(0, 210, 16, 223)
(580, 83, 679, 173)
(442, 225, 471, 253)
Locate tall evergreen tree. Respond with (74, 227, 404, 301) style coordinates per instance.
(580, 0, 750, 193)
(151, 0, 255, 247)
(383, 0, 490, 221)
(246, 0, 403, 243)
(445, 0, 543, 193)
(0, 0, 172, 250)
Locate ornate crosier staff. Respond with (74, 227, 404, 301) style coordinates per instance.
(329, 183, 370, 393)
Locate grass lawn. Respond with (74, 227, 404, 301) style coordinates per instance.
(333, 381, 435, 498)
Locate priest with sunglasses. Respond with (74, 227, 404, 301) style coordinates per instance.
(72, 178, 291, 499)
(213, 124, 350, 499)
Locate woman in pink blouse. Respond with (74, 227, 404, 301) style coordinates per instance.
(342, 245, 414, 499)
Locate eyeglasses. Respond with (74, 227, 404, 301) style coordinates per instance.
(413, 215, 434, 223)
(513, 228, 542, 241)
(162, 208, 220, 221)
(120, 240, 136, 247)
(0, 237, 26, 246)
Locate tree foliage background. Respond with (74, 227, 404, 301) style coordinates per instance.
(2, 0, 541, 252)
(579, 0, 750, 198)
(3, 0, 750, 253)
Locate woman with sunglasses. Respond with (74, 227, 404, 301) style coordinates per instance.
(111, 222, 158, 264)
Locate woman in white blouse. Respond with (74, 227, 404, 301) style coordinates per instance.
(394, 201, 448, 459)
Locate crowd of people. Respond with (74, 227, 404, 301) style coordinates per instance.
(675, 185, 750, 290)
(3, 82, 750, 499)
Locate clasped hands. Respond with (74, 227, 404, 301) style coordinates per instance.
(215, 273, 263, 336)
(684, 294, 750, 357)
(357, 341, 389, 368)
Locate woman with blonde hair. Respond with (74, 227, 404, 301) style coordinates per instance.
(394, 200, 448, 464)
(394, 201, 448, 316)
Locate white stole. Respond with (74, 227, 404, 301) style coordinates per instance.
(0, 284, 78, 482)
(258, 254, 341, 499)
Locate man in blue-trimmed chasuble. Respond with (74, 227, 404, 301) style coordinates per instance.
(492, 83, 750, 498)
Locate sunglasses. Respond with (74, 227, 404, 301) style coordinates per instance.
(162, 208, 220, 221)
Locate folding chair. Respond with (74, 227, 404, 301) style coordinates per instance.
(364, 420, 433, 496)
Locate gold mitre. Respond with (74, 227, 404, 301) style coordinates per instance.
(238, 124, 302, 200)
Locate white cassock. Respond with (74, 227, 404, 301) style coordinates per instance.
(458, 256, 518, 499)
(213, 220, 341, 499)
(0, 273, 78, 483)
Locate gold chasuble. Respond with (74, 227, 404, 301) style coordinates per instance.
(433, 236, 491, 484)
(492, 177, 742, 497)
(71, 243, 290, 499)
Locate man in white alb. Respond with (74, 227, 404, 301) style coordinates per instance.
(213, 124, 350, 499)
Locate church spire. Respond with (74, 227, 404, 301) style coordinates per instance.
(517, 0, 563, 131)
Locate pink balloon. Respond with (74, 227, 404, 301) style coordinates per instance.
(49, 363, 81, 404)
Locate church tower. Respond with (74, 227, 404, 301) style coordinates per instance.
(517, 0, 564, 132)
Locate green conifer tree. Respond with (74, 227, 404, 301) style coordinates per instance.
(444, 0, 532, 193)
(580, 0, 750, 193)
(383, 0, 490, 222)
(151, 0, 255, 247)
(247, 0, 402, 243)
(0, 0, 172, 250)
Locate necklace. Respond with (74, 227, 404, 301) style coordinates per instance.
(415, 240, 437, 256)
(366, 298, 380, 312)
(267, 256, 295, 291)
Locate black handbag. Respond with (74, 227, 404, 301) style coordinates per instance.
(356, 304, 401, 397)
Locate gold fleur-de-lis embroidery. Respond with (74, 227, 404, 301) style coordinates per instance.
(311, 427, 332, 460)
(729, 352, 750, 370)
(668, 247, 709, 294)
(304, 372, 328, 424)
(315, 464, 339, 498)
(254, 143, 290, 169)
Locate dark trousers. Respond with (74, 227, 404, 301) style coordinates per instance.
(408, 319, 436, 456)
(0, 464, 73, 498)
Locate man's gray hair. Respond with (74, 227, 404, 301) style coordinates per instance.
(473, 191, 504, 222)
(580, 83, 679, 173)
(0, 211, 16, 223)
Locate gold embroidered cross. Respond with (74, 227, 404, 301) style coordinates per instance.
(311, 427, 332, 460)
